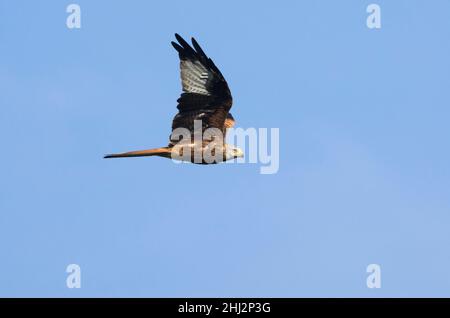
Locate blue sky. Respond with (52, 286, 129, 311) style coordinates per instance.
(1, 0, 450, 297)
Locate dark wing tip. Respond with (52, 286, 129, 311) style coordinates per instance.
(191, 37, 207, 59)
(174, 33, 183, 42)
(174, 34, 190, 49)
(171, 41, 183, 53)
(173, 33, 197, 58)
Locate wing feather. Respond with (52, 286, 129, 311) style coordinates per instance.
(169, 34, 233, 145)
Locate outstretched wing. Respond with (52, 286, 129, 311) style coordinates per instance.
(170, 34, 232, 145)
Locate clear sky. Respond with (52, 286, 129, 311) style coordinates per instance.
(1, 0, 450, 297)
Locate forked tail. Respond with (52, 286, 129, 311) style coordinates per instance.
(104, 147, 171, 159)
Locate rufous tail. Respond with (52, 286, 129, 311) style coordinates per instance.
(104, 147, 171, 159)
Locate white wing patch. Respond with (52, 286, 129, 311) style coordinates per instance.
(180, 60, 211, 95)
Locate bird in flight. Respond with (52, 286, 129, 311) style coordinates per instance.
(104, 33, 243, 164)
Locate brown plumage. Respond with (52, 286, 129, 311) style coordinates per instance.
(104, 34, 243, 164)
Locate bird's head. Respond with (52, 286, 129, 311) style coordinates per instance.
(224, 145, 244, 161)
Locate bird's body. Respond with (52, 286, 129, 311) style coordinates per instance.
(104, 143, 241, 165)
(104, 34, 243, 164)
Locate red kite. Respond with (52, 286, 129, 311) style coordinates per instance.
(104, 34, 243, 164)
